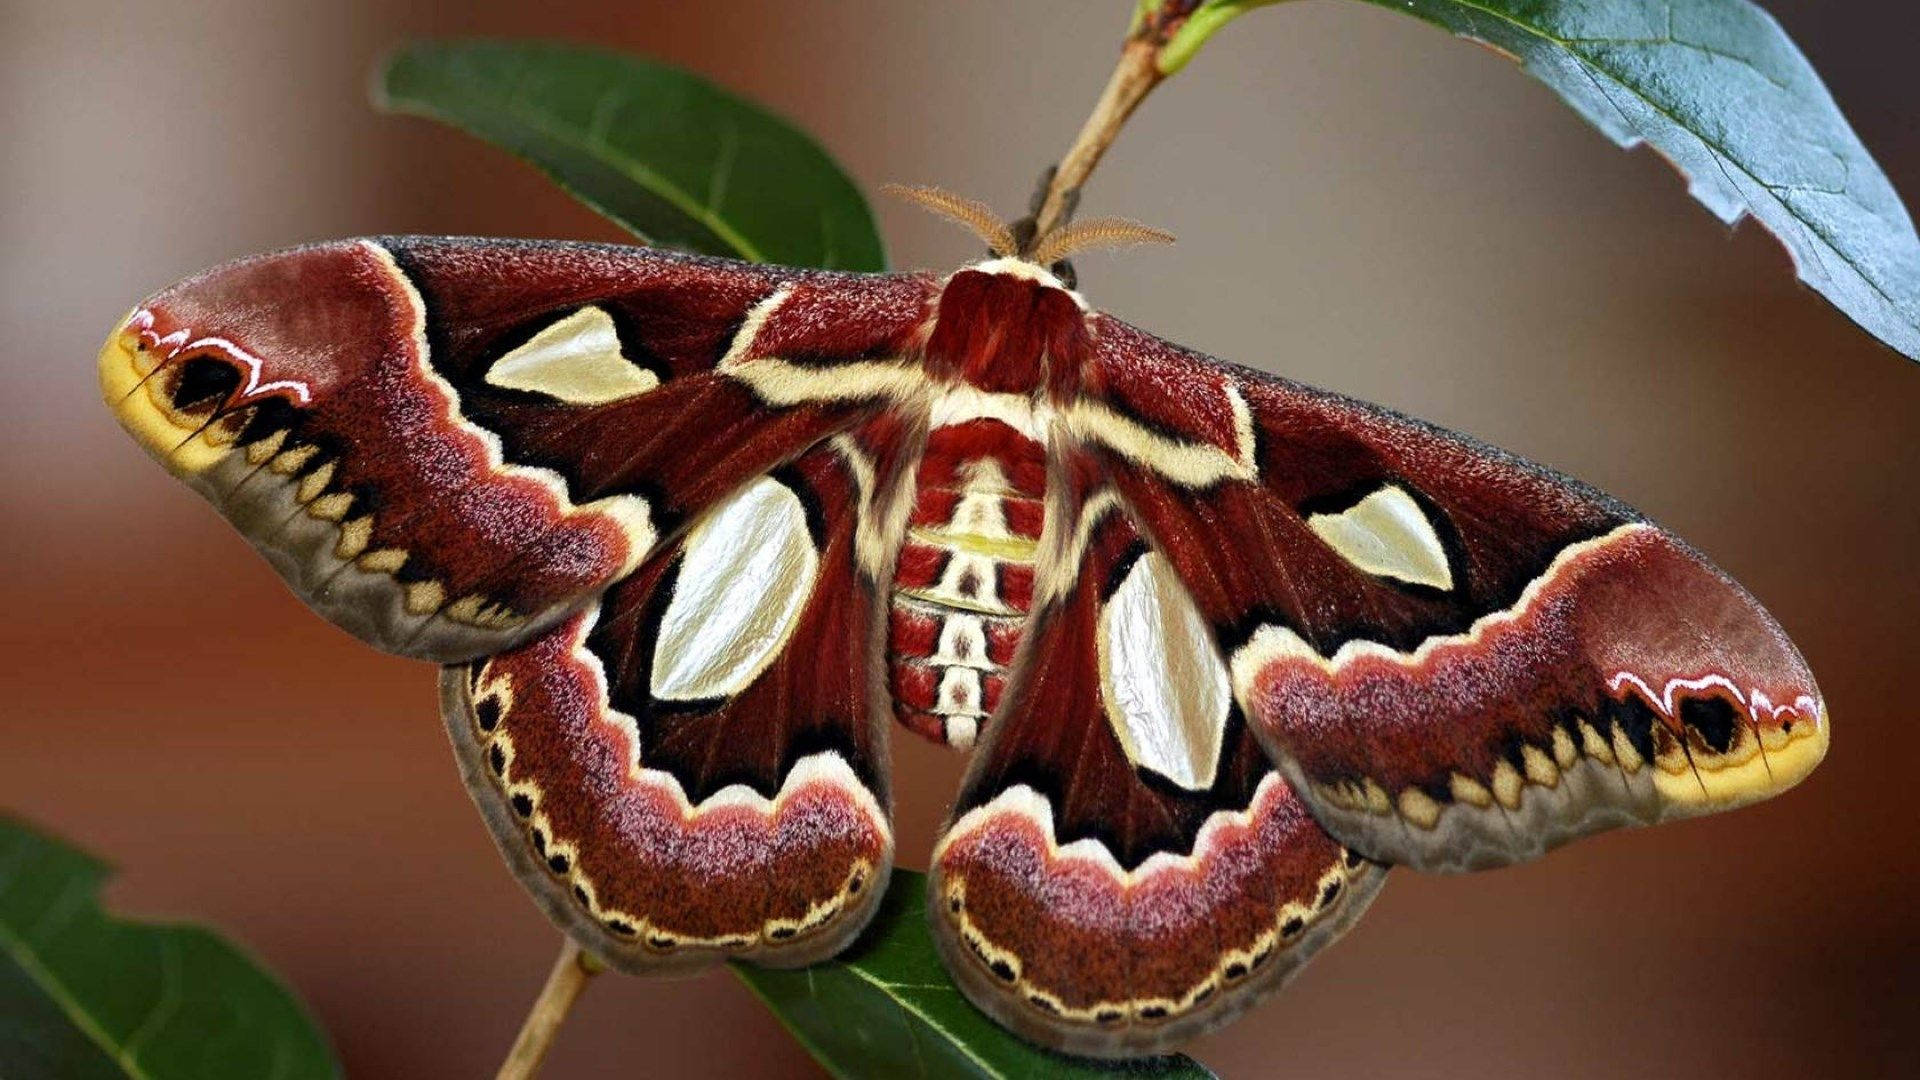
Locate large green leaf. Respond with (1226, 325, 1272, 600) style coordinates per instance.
(1332, 0, 1920, 361)
(0, 816, 338, 1080)
(375, 39, 886, 271)
(732, 871, 1215, 1079)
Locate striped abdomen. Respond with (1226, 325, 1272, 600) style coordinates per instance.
(888, 417, 1047, 749)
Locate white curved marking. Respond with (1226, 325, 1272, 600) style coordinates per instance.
(485, 306, 658, 404)
(1098, 550, 1231, 791)
(1061, 385, 1256, 489)
(934, 773, 1288, 884)
(717, 282, 926, 406)
(499, 610, 888, 829)
(130, 308, 313, 404)
(718, 284, 795, 370)
(1306, 485, 1453, 590)
(363, 242, 656, 572)
(1228, 523, 1650, 704)
(928, 384, 1052, 440)
(651, 477, 819, 700)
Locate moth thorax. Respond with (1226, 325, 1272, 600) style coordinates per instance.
(925, 267, 1090, 397)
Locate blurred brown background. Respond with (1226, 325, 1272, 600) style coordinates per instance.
(5, 1, 1916, 1076)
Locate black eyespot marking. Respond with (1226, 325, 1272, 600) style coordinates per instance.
(530, 829, 547, 855)
(1139, 1005, 1169, 1020)
(1781, 719, 1795, 735)
(510, 793, 534, 818)
(648, 935, 676, 950)
(1320, 880, 1342, 906)
(949, 896, 963, 913)
(606, 919, 637, 937)
(1192, 985, 1215, 1004)
(547, 853, 570, 875)
(474, 696, 502, 733)
(770, 926, 797, 941)
(1281, 916, 1306, 938)
(572, 885, 590, 907)
(170, 355, 242, 410)
(989, 960, 1017, 983)
(847, 873, 863, 895)
(1224, 962, 1248, 980)
(487, 743, 507, 775)
(1096, 1010, 1124, 1026)
(1679, 695, 1741, 754)
(1028, 994, 1060, 1014)
(1609, 696, 1660, 762)
(1344, 849, 1365, 870)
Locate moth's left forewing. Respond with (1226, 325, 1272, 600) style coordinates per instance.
(101, 236, 943, 970)
(101, 237, 937, 663)
(1078, 314, 1827, 873)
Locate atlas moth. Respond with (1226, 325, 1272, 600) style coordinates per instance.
(99, 184, 1825, 1060)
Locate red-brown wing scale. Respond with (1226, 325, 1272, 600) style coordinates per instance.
(1078, 314, 1827, 872)
(100, 237, 935, 662)
(442, 424, 909, 967)
(929, 458, 1384, 1058)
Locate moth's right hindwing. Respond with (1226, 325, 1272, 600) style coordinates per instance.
(929, 458, 1384, 1059)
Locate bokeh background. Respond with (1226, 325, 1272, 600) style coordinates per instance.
(5, 1, 1916, 1076)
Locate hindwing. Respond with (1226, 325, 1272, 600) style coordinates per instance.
(443, 425, 913, 966)
(929, 453, 1384, 1058)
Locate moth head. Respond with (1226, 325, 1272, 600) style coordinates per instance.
(99, 240, 404, 475)
(881, 182, 1172, 289)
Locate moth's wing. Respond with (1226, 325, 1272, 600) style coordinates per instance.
(443, 424, 913, 969)
(101, 236, 935, 662)
(928, 463, 1385, 1059)
(1074, 315, 1826, 872)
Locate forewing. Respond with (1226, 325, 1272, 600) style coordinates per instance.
(443, 426, 912, 968)
(928, 461, 1384, 1059)
(1075, 315, 1826, 872)
(101, 237, 934, 662)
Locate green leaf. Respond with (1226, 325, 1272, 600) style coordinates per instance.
(731, 871, 1215, 1079)
(0, 815, 338, 1080)
(374, 39, 886, 271)
(1338, 0, 1920, 361)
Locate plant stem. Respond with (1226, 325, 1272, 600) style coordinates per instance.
(497, 937, 602, 1080)
(1027, 1, 1209, 244)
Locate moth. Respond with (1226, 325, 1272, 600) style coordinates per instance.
(100, 191, 1826, 1059)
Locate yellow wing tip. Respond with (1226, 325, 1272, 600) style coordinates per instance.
(1655, 703, 1829, 811)
(98, 316, 227, 477)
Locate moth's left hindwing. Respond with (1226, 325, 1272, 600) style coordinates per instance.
(100, 237, 935, 663)
(443, 428, 907, 967)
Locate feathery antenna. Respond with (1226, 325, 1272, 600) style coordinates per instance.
(881, 184, 1018, 258)
(1028, 217, 1175, 266)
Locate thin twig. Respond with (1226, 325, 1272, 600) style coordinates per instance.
(497, 937, 603, 1080)
(1027, 1, 1207, 246)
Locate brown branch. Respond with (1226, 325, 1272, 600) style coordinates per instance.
(1027, 1, 1207, 247)
(497, 937, 603, 1080)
